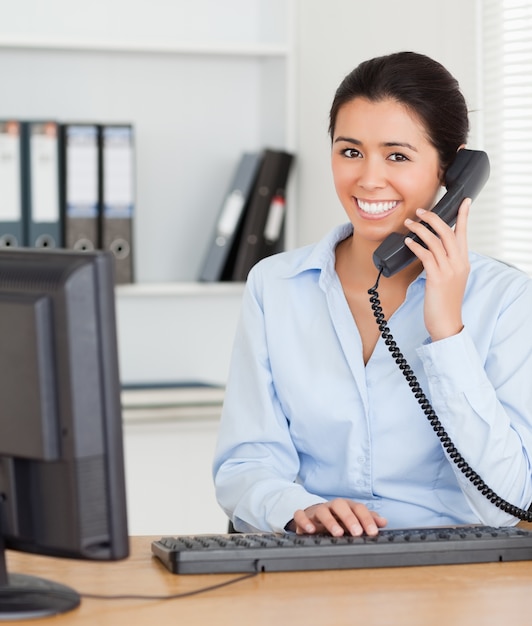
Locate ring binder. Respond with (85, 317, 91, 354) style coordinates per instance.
(199, 152, 262, 281)
(60, 123, 101, 252)
(21, 121, 62, 249)
(231, 149, 294, 281)
(100, 124, 135, 284)
(0, 120, 24, 248)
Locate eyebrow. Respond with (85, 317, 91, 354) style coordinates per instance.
(333, 136, 418, 152)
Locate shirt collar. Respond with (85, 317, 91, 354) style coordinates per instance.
(283, 222, 426, 289)
(283, 223, 353, 278)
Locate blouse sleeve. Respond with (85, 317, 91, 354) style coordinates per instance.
(417, 275, 532, 526)
(212, 266, 325, 533)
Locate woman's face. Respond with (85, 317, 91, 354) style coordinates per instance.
(331, 97, 443, 246)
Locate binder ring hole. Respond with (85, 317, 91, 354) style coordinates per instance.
(35, 235, 56, 249)
(73, 238, 95, 252)
(110, 239, 130, 260)
(0, 235, 18, 248)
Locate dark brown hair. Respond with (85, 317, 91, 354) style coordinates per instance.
(329, 51, 469, 173)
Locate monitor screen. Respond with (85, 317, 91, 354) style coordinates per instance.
(0, 247, 129, 619)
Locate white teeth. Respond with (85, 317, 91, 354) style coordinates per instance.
(357, 200, 398, 214)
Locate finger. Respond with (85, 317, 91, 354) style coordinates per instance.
(312, 503, 346, 537)
(403, 226, 440, 272)
(348, 504, 387, 536)
(404, 214, 445, 253)
(413, 206, 465, 255)
(409, 210, 451, 246)
(328, 500, 386, 537)
(409, 203, 470, 272)
(327, 499, 364, 536)
(293, 509, 317, 534)
(374, 513, 388, 528)
(405, 211, 459, 269)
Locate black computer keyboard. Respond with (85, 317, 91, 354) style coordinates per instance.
(151, 525, 532, 574)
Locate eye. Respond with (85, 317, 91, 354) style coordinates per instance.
(388, 152, 410, 162)
(342, 148, 361, 159)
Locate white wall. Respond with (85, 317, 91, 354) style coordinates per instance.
(293, 0, 480, 248)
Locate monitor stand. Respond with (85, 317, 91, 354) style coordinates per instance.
(0, 533, 80, 620)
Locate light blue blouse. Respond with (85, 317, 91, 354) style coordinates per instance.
(213, 223, 532, 533)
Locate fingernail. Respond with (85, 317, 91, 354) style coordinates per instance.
(416, 208, 426, 215)
(404, 218, 413, 225)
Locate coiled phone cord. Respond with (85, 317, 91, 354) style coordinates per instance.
(368, 269, 532, 522)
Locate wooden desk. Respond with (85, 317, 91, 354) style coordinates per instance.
(6, 535, 532, 625)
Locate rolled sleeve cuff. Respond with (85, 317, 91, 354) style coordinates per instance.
(416, 328, 488, 396)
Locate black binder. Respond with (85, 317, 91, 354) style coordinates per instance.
(21, 121, 62, 249)
(60, 123, 100, 252)
(199, 152, 262, 281)
(231, 149, 294, 281)
(100, 124, 135, 284)
(0, 120, 24, 248)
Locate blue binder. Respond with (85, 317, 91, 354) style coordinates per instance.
(0, 120, 24, 248)
(21, 121, 62, 249)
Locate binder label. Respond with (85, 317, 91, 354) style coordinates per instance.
(102, 126, 134, 218)
(30, 123, 60, 223)
(66, 126, 99, 218)
(264, 195, 285, 243)
(217, 190, 245, 239)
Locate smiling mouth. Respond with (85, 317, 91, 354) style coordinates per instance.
(357, 199, 399, 215)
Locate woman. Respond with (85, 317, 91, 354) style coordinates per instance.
(213, 51, 532, 537)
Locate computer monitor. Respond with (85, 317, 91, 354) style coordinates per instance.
(0, 247, 129, 619)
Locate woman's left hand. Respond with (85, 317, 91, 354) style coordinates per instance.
(404, 197, 471, 341)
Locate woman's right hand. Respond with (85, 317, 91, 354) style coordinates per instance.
(292, 499, 387, 537)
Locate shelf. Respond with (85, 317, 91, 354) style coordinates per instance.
(116, 282, 245, 298)
(115, 281, 244, 385)
(0, 37, 290, 58)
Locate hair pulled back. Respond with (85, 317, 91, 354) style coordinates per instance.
(329, 51, 469, 173)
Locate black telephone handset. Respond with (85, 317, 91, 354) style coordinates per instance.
(373, 149, 491, 277)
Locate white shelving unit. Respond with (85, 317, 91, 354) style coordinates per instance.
(0, 0, 296, 534)
(0, 0, 297, 384)
(0, 0, 296, 285)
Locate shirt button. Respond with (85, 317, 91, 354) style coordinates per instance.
(357, 456, 366, 464)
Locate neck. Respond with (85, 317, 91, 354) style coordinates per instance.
(336, 233, 422, 291)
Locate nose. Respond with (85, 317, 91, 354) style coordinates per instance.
(357, 156, 387, 190)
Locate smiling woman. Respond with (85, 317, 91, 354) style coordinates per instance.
(213, 51, 532, 540)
